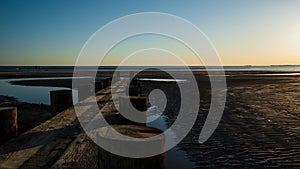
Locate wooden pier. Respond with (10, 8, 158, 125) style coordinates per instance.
(0, 78, 166, 169)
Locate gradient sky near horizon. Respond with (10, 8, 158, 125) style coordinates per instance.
(0, 0, 300, 66)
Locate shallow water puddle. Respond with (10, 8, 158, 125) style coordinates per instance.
(147, 106, 196, 169)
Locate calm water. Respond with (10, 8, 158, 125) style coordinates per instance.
(0, 78, 77, 105)
(147, 106, 196, 169)
(0, 76, 187, 105)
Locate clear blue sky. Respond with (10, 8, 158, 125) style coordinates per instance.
(1, 0, 300, 66)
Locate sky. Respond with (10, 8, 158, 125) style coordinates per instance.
(0, 0, 300, 66)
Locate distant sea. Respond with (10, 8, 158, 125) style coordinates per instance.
(0, 65, 299, 104)
(1, 65, 300, 71)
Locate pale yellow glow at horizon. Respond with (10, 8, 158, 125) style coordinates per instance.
(99, 34, 204, 66)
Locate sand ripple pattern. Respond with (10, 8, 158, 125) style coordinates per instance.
(160, 76, 300, 168)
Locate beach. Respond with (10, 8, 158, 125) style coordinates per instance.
(149, 73, 300, 168)
(0, 68, 300, 168)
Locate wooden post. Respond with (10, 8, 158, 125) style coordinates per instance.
(105, 113, 146, 126)
(0, 107, 18, 143)
(50, 90, 73, 115)
(131, 78, 140, 86)
(129, 71, 134, 79)
(103, 78, 111, 87)
(129, 71, 140, 86)
(127, 85, 141, 96)
(78, 84, 94, 101)
(95, 78, 111, 93)
(98, 125, 166, 169)
(95, 82, 103, 92)
(113, 72, 120, 83)
(118, 96, 148, 125)
(101, 104, 141, 126)
(107, 78, 112, 86)
(102, 79, 109, 88)
(119, 96, 148, 112)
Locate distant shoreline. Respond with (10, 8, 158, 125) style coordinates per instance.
(1, 65, 300, 70)
(1, 68, 300, 79)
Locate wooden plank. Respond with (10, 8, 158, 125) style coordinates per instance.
(0, 83, 114, 169)
(50, 81, 127, 168)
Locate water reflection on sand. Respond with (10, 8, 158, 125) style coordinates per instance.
(0, 77, 78, 105)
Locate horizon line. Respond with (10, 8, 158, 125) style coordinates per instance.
(1, 65, 300, 67)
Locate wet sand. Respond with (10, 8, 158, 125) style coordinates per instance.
(1, 70, 300, 168)
(141, 74, 300, 168)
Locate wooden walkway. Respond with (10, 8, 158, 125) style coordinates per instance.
(0, 81, 123, 169)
